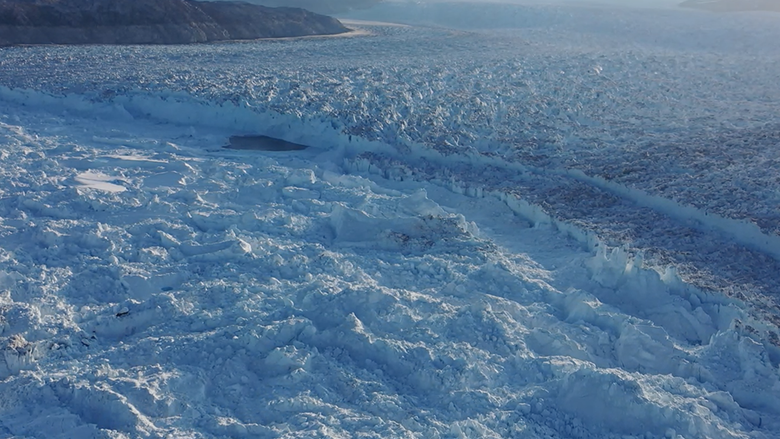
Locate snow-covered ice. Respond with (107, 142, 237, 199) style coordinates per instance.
(1, 3, 780, 438)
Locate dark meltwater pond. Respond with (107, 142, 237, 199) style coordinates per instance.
(225, 135, 309, 151)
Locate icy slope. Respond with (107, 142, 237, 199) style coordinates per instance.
(2, 5, 780, 438)
(2, 6, 778, 236)
(2, 9, 778, 305)
(1, 95, 779, 439)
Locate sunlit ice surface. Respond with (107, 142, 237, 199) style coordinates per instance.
(1, 3, 780, 438)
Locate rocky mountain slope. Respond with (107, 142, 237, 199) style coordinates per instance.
(0, 0, 349, 46)
(209, 0, 382, 15)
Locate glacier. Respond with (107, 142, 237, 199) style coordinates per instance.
(1, 3, 780, 438)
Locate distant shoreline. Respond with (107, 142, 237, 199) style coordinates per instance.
(245, 25, 371, 42)
(338, 19, 411, 28)
(680, 0, 780, 13)
(0, 26, 367, 48)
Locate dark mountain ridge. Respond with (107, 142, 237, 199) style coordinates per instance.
(0, 0, 349, 46)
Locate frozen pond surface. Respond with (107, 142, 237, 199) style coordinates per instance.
(1, 3, 780, 438)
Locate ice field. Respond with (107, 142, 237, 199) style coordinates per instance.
(1, 2, 780, 438)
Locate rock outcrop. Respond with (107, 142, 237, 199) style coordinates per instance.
(0, 0, 349, 46)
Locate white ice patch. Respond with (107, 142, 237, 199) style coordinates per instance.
(74, 171, 127, 193)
